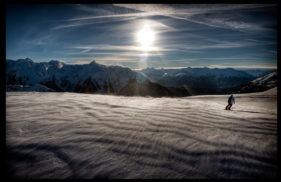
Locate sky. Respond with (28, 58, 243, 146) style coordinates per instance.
(6, 4, 277, 70)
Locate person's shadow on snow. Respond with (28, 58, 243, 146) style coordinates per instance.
(233, 110, 262, 114)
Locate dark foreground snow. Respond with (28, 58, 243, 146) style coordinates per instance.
(6, 88, 278, 179)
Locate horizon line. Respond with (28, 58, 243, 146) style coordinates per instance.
(6, 57, 277, 70)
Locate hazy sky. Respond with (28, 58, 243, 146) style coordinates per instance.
(6, 4, 277, 69)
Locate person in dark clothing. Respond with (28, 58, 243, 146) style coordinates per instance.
(225, 94, 235, 110)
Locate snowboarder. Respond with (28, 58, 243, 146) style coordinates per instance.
(225, 94, 235, 110)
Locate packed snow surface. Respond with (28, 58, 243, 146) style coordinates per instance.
(6, 88, 277, 179)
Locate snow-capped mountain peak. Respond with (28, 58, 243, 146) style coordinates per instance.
(6, 58, 189, 97)
(48, 60, 64, 69)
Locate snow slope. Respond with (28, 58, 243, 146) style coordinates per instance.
(6, 88, 277, 179)
(251, 71, 277, 87)
(229, 71, 278, 94)
(6, 84, 55, 92)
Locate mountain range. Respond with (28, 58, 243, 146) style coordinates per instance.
(6, 58, 189, 97)
(6, 58, 277, 96)
(138, 67, 276, 95)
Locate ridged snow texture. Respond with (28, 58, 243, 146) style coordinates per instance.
(6, 87, 277, 179)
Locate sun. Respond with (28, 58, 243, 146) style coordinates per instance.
(137, 24, 155, 51)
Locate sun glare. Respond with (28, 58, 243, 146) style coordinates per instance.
(137, 24, 155, 51)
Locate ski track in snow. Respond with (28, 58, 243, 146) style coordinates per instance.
(6, 88, 277, 179)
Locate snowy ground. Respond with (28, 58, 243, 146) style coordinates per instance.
(6, 88, 278, 179)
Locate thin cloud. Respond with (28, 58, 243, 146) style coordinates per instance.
(70, 44, 174, 53)
(52, 16, 137, 30)
(144, 65, 277, 70)
(67, 12, 157, 21)
(113, 4, 274, 32)
(65, 50, 164, 58)
(55, 13, 175, 33)
(206, 64, 277, 69)
(7, 4, 276, 70)
(95, 57, 138, 62)
(73, 4, 115, 15)
(150, 66, 190, 70)
(113, 4, 274, 14)
(71, 60, 92, 65)
(159, 39, 270, 52)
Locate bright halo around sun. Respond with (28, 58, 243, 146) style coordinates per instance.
(137, 24, 155, 51)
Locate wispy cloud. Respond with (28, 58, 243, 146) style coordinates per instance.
(52, 16, 137, 30)
(113, 4, 274, 14)
(158, 39, 273, 52)
(71, 60, 92, 65)
(70, 44, 174, 53)
(67, 12, 157, 22)
(65, 50, 164, 58)
(206, 64, 277, 69)
(94, 57, 138, 62)
(134, 65, 277, 70)
(113, 4, 274, 32)
(6, 4, 276, 69)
